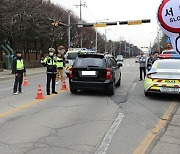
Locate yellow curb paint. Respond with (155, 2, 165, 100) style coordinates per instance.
(133, 101, 177, 154)
(0, 90, 67, 118)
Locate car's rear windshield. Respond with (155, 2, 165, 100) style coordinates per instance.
(157, 60, 180, 69)
(67, 53, 78, 60)
(117, 55, 123, 59)
(75, 57, 105, 67)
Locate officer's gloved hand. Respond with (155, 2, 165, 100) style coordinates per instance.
(40, 58, 44, 64)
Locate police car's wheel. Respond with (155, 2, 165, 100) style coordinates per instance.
(144, 91, 151, 97)
(116, 74, 121, 87)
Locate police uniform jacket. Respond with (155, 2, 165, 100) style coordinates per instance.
(43, 56, 57, 74)
(12, 57, 26, 74)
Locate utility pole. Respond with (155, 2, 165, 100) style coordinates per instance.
(75, 0, 87, 48)
(105, 28, 107, 53)
(95, 19, 108, 52)
(124, 41, 126, 58)
(68, 13, 71, 48)
(96, 28, 98, 52)
(119, 37, 122, 55)
(157, 28, 160, 52)
(129, 40, 131, 57)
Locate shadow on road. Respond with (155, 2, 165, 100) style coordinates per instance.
(145, 93, 180, 103)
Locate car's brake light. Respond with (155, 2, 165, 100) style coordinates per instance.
(147, 72, 157, 79)
(69, 68, 73, 78)
(106, 68, 112, 80)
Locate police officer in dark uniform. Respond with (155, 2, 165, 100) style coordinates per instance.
(12, 51, 26, 95)
(147, 53, 154, 71)
(41, 48, 58, 95)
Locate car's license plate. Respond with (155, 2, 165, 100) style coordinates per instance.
(161, 87, 179, 93)
(81, 71, 96, 76)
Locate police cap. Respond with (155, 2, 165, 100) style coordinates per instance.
(48, 48, 55, 52)
(16, 50, 22, 54)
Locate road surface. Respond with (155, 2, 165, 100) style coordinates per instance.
(0, 58, 179, 154)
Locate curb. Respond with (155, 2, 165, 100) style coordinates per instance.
(146, 103, 179, 154)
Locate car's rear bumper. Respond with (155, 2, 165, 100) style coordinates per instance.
(69, 79, 112, 91)
(144, 79, 180, 94)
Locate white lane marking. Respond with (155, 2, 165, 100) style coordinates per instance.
(0, 87, 12, 92)
(95, 113, 124, 154)
(129, 82, 137, 92)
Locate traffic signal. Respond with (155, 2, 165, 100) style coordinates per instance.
(52, 21, 59, 27)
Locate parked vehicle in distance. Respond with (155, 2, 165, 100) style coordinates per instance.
(135, 56, 139, 63)
(116, 55, 123, 63)
(69, 53, 122, 95)
(144, 59, 180, 96)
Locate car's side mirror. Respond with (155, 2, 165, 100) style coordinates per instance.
(118, 63, 123, 67)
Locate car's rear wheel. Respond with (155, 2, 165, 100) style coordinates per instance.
(144, 91, 151, 97)
(116, 75, 121, 87)
(66, 73, 69, 78)
(107, 83, 114, 95)
(70, 87, 77, 94)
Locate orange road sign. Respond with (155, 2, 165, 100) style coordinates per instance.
(93, 23, 107, 28)
(128, 20, 142, 25)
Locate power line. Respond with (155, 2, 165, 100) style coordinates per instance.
(74, 0, 87, 47)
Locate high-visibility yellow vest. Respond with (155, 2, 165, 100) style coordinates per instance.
(16, 59, 24, 70)
(56, 57, 63, 68)
(43, 56, 56, 66)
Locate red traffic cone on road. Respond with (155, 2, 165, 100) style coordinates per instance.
(61, 79, 68, 90)
(23, 76, 29, 86)
(35, 84, 44, 99)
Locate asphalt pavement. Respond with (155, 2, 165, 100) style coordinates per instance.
(0, 59, 179, 154)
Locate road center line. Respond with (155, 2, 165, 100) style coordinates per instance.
(133, 101, 177, 154)
(95, 113, 124, 154)
(0, 90, 65, 118)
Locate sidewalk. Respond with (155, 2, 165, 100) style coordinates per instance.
(0, 67, 46, 81)
(151, 106, 180, 154)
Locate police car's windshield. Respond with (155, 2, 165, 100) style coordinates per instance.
(67, 53, 78, 60)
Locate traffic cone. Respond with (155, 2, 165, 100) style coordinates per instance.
(35, 84, 44, 99)
(23, 76, 29, 86)
(61, 79, 68, 90)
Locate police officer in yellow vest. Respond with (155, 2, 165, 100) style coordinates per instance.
(41, 48, 58, 95)
(56, 52, 64, 84)
(12, 51, 26, 95)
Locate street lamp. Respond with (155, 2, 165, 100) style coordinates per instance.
(151, 28, 162, 51)
(95, 19, 109, 52)
(105, 28, 111, 53)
